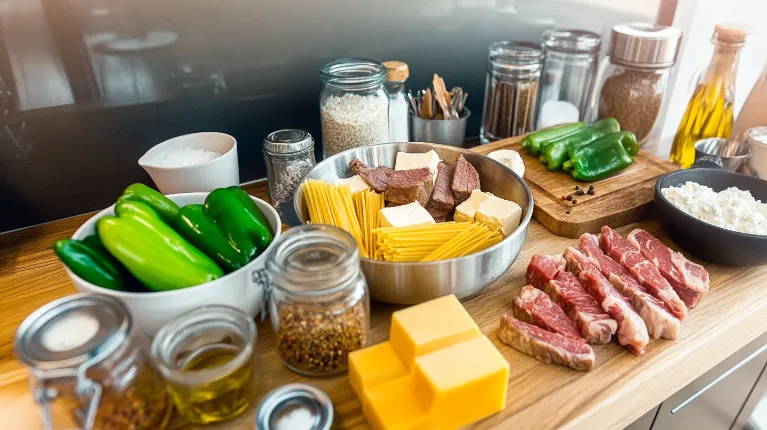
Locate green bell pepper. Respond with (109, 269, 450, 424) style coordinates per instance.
(98, 201, 223, 291)
(563, 131, 638, 181)
(117, 183, 179, 225)
(204, 186, 274, 255)
(540, 118, 621, 171)
(521, 122, 586, 156)
(53, 238, 127, 291)
(176, 204, 251, 273)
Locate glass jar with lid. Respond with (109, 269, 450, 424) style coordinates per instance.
(15, 294, 171, 430)
(480, 41, 544, 144)
(262, 224, 370, 377)
(320, 58, 389, 158)
(263, 129, 316, 211)
(383, 60, 410, 142)
(589, 23, 682, 145)
(537, 29, 601, 129)
(151, 305, 258, 424)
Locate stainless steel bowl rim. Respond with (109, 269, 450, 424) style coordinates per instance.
(293, 142, 534, 266)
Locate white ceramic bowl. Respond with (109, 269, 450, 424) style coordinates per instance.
(67, 192, 281, 335)
(138, 132, 240, 194)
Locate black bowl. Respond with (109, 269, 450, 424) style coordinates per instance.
(655, 168, 767, 266)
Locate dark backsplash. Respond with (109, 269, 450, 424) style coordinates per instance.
(0, 0, 660, 232)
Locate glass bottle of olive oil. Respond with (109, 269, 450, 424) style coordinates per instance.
(670, 25, 749, 168)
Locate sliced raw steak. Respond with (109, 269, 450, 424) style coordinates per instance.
(425, 161, 455, 221)
(543, 271, 617, 344)
(512, 285, 582, 340)
(526, 254, 565, 289)
(628, 229, 709, 309)
(385, 167, 433, 206)
(564, 246, 649, 355)
(600, 226, 687, 320)
(349, 159, 394, 193)
(451, 155, 480, 203)
(580, 234, 680, 340)
(499, 315, 595, 371)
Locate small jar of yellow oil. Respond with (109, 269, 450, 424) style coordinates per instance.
(151, 306, 257, 424)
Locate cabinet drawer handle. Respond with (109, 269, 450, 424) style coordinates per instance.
(672, 342, 767, 414)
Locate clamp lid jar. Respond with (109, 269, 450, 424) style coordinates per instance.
(265, 224, 370, 377)
(15, 293, 170, 430)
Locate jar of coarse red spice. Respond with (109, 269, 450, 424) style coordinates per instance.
(261, 224, 370, 377)
(15, 294, 171, 430)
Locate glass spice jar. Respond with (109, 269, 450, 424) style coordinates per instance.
(15, 294, 171, 430)
(320, 58, 389, 158)
(263, 129, 316, 211)
(151, 305, 258, 424)
(480, 41, 544, 144)
(262, 224, 370, 377)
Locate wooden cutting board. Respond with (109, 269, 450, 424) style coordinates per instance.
(472, 136, 678, 238)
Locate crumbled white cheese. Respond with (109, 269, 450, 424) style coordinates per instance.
(661, 181, 767, 236)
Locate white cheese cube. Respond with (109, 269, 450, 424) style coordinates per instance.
(488, 149, 525, 178)
(454, 189, 491, 222)
(475, 196, 523, 236)
(334, 175, 370, 194)
(379, 202, 436, 228)
(394, 150, 441, 183)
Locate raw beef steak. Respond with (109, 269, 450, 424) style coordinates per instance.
(499, 315, 595, 371)
(349, 159, 394, 193)
(451, 155, 480, 203)
(526, 254, 565, 289)
(512, 285, 583, 340)
(425, 161, 455, 221)
(564, 246, 650, 355)
(600, 226, 687, 320)
(628, 229, 709, 309)
(385, 167, 434, 206)
(580, 234, 680, 340)
(543, 271, 617, 344)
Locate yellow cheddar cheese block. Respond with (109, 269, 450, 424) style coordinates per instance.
(413, 336, 509, 429)
(365, 375, 430, 430)
(389, 295, 481, 369)
(349, 341, 408, 400)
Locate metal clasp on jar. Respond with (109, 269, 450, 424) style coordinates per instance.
(33, 357, 103, 430)
(252, 268, 272, 320)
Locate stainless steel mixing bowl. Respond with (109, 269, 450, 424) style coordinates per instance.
(292, 142, 533, 305)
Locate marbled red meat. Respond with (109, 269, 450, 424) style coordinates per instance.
(580, 233, 680, 340)
(498, 315, 595, 371)
(600, 226, 688, 320)
(526, 254, 565, 289)
(512, 285, 583, 340)
(627, 229, 709, 309)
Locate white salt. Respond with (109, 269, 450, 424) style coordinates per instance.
(275, 407, 315, 430)
(148, 147, 222, 167)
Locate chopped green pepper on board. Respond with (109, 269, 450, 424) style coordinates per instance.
(540, 118, 621, 171)
(204, 186, 274, 254)
(563, 131, 638, 181)
(98, 201, 223, 291)
(521, 122, 586, 156)
(117, 183, 180, 225)
(176, 204, 252, 273)
(53, 238, 127, 291)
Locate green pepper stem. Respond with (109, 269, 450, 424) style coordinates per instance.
(563, 160, 572, 171)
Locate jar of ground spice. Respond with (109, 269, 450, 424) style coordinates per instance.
(264, 224, 370, 377)
(589, 23, 682, 145)
(15, 294, 171, 430)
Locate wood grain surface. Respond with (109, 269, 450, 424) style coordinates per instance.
(1, 172, 766, 430)
(476, 138, 678, 238)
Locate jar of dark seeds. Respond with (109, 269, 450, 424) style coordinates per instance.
(15, 294, 171, 430)
(263, 129, 316, 210)
(264, 224, 370, 377)
(480, 41, 543, 144)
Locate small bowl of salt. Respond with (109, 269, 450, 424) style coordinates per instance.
(139, 132, 239, 194)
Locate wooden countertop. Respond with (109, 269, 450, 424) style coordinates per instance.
(2, 179, 767, 430)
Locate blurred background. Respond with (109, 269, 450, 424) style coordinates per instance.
(0, 0, 764, 232)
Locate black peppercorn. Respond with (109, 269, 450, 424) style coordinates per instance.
(588, 190, 595, 195)
(575, 186, 580, 191)
(567, 195, 573, 201)
(589, 185, 594, 190)
(572, 199, 578, 205)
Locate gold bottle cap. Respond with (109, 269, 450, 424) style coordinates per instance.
(383, 61, 409, 82)
(714, 24, 750, 44)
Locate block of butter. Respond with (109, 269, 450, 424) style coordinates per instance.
(379, 202, 435, 228)
(475, 195, 523, 236)
(390, 295, 481, 369)
(395, 150, 441, 183)
(335, 175, 371, 194)
(454, 189, 491, 222)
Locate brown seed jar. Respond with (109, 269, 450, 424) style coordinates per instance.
(90, 364, 170, 430)
(598, 68, 667, 143)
